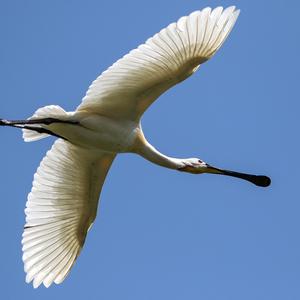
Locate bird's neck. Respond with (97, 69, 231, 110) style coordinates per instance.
(135, 137, 184, 170)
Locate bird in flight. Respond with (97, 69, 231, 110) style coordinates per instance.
(0, 6, 270, 288)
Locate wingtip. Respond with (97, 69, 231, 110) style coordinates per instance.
(234, 8, 241, 17)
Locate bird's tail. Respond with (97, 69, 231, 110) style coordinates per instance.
(22, 105, 68, 142)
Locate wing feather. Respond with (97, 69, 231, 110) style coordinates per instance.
(76, 6, 239, 120)
(22, 139, 115, 288)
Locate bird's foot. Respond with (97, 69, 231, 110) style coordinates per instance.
(0, 119, 9, 126)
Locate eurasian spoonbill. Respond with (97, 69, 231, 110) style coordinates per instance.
(0, 6, 271, 288)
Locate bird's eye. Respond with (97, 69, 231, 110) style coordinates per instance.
(198, 159, 203, 163)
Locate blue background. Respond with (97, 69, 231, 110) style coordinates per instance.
(0, 0, 299, 299)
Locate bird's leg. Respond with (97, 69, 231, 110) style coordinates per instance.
(0, 118, 74, 140)
(0, 117, 78, 126)
(22, 125, 67, 140)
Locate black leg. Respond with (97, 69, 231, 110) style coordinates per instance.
(0, 118, 78, 126)
(0, 118, 70, 140)
(22, 125, 67, 140)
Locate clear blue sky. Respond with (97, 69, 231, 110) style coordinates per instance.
(0, 0, 299, 299)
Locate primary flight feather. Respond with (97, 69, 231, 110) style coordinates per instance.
(0, 6, 271, 288)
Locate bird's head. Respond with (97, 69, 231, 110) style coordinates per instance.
(178, 158, 271, 187)
(178, 158, 220, 174)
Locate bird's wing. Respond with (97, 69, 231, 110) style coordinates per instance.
(22, 139, 115, 288)
(76, 6, 239, 121)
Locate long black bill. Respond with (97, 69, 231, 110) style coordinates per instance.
(208, 165, 271, 187)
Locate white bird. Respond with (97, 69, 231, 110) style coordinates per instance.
(0, 6, 270, 288)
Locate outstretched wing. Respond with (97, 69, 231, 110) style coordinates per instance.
(77, 6, 239, 121)
(22, 139, 115, 288)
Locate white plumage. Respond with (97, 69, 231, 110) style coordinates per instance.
(22, 140, 115, 288)
(21, 6, 240, 287)
(1, 6, 270, 289)
(77, 6, 239, 121)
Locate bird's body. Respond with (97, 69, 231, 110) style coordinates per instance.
(48, 112, 139, 152)
(0, 6, 271, 288)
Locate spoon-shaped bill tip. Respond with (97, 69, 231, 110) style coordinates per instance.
(221, 170, 271, 188)
(251, 175, 271, 187)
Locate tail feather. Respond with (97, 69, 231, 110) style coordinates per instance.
(22, 128, 49, 142)
(23, 105, 67, 142)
